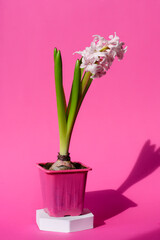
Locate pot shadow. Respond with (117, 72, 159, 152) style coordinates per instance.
(117, 139, 160, 193)
(84, 189, 137, 227)
(84, 140, 160, 227)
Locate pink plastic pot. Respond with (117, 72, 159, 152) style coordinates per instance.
(37, 163, 92, 217)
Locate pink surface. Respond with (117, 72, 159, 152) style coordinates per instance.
(0, 0, 160, 239)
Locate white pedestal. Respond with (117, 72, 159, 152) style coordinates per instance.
(36, 209, 94, 233)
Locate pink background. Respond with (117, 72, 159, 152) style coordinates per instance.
(1, 0, 160, 239)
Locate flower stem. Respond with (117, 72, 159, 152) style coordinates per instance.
(81, 72, 92, 94)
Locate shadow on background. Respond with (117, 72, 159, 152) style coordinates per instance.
(84, 189, 137, 227)
(117, 139, 160, 193)
(85, 140, 160, 228)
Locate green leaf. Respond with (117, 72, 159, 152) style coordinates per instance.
(54, 50, 67, 154)
(66, 58, 83, 119)
(54, 47, 57, 61)
(67, 60, 81, 138)
(66, 86, 72, 119)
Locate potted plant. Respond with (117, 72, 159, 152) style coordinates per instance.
(37, 33, 127, 217)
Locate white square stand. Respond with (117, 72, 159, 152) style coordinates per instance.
(36, 209, 94, 233)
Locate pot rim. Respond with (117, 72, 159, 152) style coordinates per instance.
(36, 162, 92, 174)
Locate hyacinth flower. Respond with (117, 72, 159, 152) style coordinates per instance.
(50, 33, 127, 170)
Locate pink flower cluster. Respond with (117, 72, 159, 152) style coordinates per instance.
(75, 33, 127, 79)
